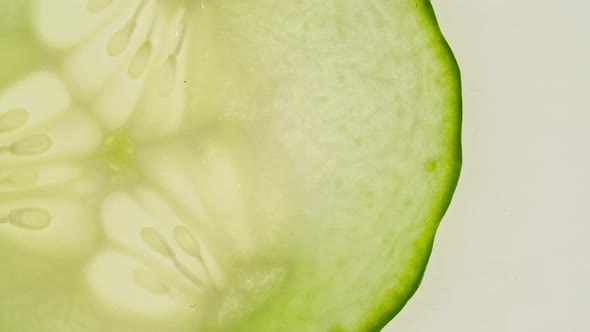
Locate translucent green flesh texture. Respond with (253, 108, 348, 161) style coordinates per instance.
(0, 1, 461, 331)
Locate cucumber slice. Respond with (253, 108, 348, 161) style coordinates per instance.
(0, 1, 461, 331)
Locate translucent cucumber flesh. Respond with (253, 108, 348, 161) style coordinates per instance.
(0, 1, 461, 332)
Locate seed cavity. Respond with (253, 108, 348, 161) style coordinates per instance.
(156, 9, 189, 96)
(87, 0, 113, 14)
(132, 268, 170, 294)
(0, 109, 29, 133)
(140, 227, 175, 259)
(174, 225, 201, 258)
(173, 259, 205, 287)
(157, 55, 177, 96)
(139, 226, 208, 287)
(128, 41, 153, 79)
(6, 134, 52, 156)
(0, 207, 51, 230)
(97, 0, 191, 96)
(107, 0, 149, 56)
(152, 8, 189, 96)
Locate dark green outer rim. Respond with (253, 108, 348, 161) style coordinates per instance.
(361, 1, 463, 331)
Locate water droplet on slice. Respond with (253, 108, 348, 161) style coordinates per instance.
(0, 109, 28, 133)
(9, 207, 51, 230)
(108, 22, 136, 56)
(87, 0, 113, 13)
(10, 134, 52, 155)
(132, 268, 169, 294)
(140, 227, 175, 259)
(173, 226, 201, 258)
(157, 55, 177, 96)
(128, 41, 153, 79)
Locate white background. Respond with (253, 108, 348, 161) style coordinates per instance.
(384, 1, 590, 331)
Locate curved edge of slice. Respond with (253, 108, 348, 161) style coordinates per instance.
(361, 2, 462, 332)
